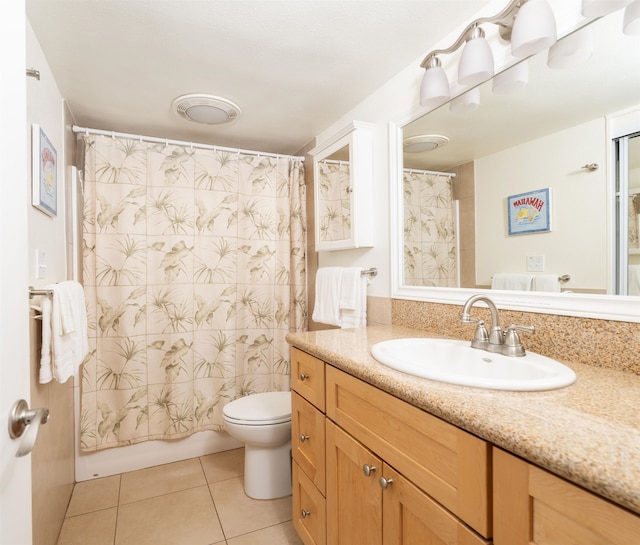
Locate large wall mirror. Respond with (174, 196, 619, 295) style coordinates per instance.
(391, 10, 640, 321)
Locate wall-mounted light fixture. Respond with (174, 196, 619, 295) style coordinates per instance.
(420, 0, 557, 108)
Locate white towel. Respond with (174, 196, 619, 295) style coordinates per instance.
(491, 273, 534, 291)
(312, 267, 344, 326)
(339, 267, 362, 310)
(39, 281, 89, 384)
(340, 270, 368, 329)
(629, 265, 640, 296)
(533, 274, 561, 292)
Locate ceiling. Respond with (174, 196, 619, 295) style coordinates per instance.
(26, 0, 492, 155)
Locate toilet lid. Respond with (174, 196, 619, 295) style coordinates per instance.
(223, 391, 291, 424)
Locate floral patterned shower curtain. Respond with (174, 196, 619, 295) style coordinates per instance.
(403, 169, 457, 287)
(80, 135, 306, 451)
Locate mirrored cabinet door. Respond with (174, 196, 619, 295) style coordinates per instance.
(310, 121, 375, 251)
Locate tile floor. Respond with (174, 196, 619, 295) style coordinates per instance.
(56, 448, 304, 545)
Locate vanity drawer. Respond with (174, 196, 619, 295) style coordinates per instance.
(292, 391, 326, 495)
(293, 460, 327, 545)
(291, 347, 326, 411)
(326, 365, 492, 538)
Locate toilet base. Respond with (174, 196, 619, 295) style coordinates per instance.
(243, 440, 292, 500)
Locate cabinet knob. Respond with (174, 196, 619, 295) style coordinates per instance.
(362, 464, 376, 477)
(299, 373, 309, 381)
(300, 434, 309, 442)
(379, 477, 394, 490)
(301, 509, 311, 519)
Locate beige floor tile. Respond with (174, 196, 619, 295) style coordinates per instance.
(210, 476, 292, 539)
(65, 475, 120, 517)
(57, 508, 117, 545)
(227, 521, 303, 545)
(200, 448, 244, 483)
(119, 457, 206, 504)
(115, 486, 224, 545)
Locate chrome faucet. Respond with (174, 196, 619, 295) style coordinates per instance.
(460, 294, 534, 357)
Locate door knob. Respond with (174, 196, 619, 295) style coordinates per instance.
(8, 399, 49, 457)
(379, 476, 394, 489)
(300, 434, 309, 442)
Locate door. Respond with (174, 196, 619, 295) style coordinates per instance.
(326, 420, 382, 545)
(0, 2, 33, 544)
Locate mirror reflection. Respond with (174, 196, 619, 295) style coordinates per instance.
(401, 12, 640, 296)
(317, 145, 351, 243)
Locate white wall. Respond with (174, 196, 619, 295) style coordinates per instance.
(475, 118, 607, 290)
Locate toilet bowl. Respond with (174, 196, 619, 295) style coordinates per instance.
(222, 391, 292, 500)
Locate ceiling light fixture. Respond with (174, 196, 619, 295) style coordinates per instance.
(419, 0, 557, 108)
(403, 134, 449, 154)
(172, 94, 241, 125)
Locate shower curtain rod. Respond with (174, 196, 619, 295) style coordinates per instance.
(403, 167, 456, 178)
(72, 125, 305, 161)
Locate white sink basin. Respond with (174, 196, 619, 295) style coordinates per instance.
(370, 338, 576, 391)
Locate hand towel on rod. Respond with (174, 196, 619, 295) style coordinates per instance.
(39, 280, 89, 384)
(312, 267, 344, 327)
(491, 273, 534, 291)
(533, 274, 561, 292)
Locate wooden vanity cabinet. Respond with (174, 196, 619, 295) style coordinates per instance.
(493, 447, 640, 545)
(290, 347, 492, 545)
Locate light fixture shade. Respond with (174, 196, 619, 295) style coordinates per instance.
(449, 87, 481, 113)
(624, 0, 640, 35)
(492, 61, 529, 94)
(511, 0, 557, 58)
(582, 0, 632, 17)
(547, 25, 593, 69)
(458, 32, 494, 86)
(420, 64, 450, 108)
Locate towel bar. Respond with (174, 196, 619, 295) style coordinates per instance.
(29, 286, 53, 299)
(361, 268, 377, 278)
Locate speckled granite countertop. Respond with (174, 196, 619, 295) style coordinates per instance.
(286, 325, 640, 516)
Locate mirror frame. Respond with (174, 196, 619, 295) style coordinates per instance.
(389, 103, 640, 322)
(310, 121, 375, 251)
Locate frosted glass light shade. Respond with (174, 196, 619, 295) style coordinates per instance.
(492, 61, 529, 94)
(547, 26, 593, 69)
(420, 65, 450, 108)
(624, 0, 640, 35)
(582, 0, 632, 17)
(458, 34, 495, 86)
(511, 0, 557, 57)
(449, 87, 481, 113)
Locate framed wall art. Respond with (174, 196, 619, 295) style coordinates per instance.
(32, 124, 57, 216)
(507, 188, 551, 236)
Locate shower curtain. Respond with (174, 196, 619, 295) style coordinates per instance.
(403, 169, 457, 287)
(80, 134, 306, 451)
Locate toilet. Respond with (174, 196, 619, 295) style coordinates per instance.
(222, 391, 292, 500)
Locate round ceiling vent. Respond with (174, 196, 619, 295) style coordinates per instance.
(403, 134, 449, 154)
(172, 94, 241, 125)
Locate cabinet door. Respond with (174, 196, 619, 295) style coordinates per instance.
(292, 391, 326, 494)
(494, 448, 640, 545)
(382, 463, 490, 545)
(326, 420, 382, 545)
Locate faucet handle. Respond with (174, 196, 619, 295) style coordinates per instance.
(470, 320, 489, 349)
(503, 325, 535, 357)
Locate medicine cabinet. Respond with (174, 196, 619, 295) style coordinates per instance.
(310, 121, 375, 251)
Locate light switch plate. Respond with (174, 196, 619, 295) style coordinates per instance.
(527, 255, 544, 272)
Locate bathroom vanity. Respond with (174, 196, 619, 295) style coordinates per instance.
(287, 325, 640, 545)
